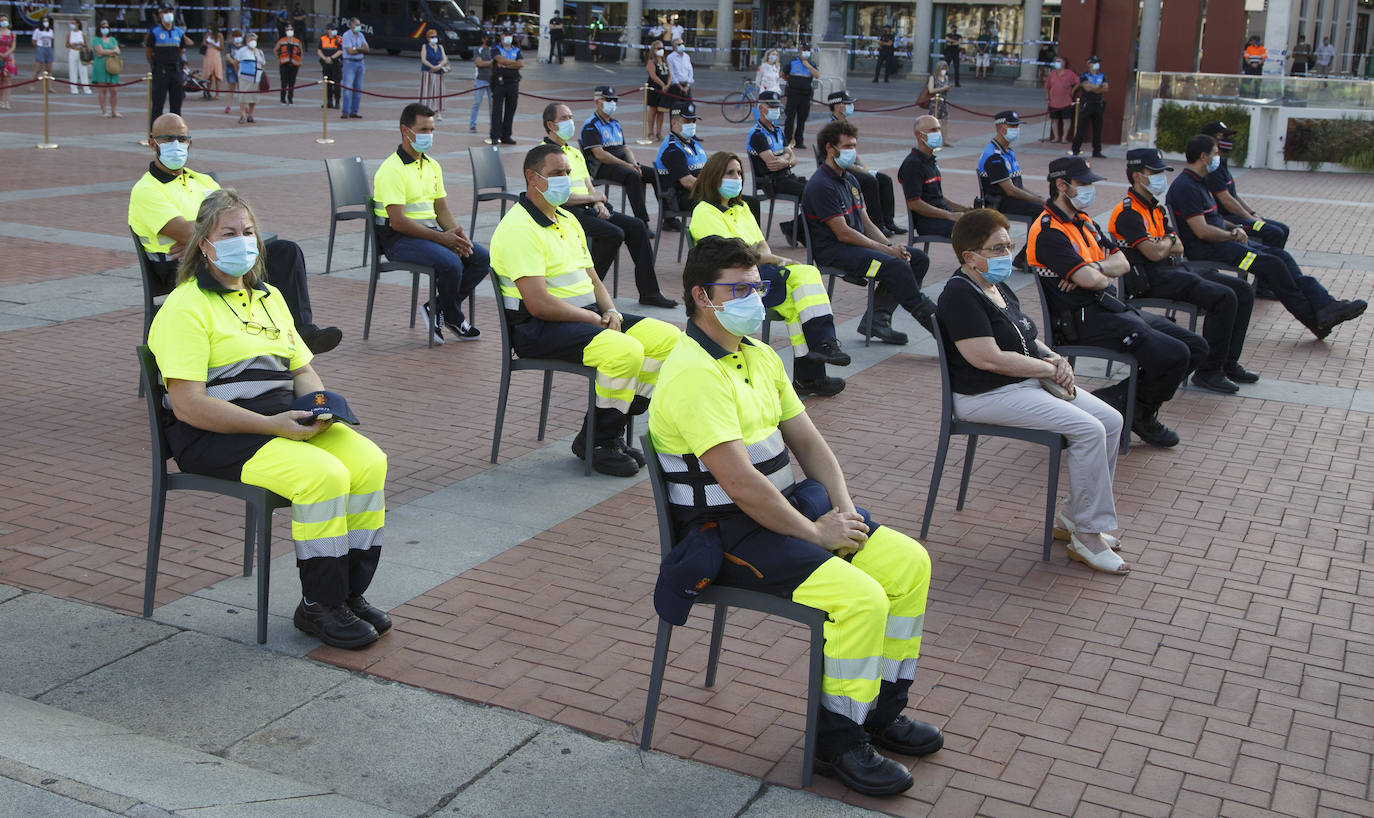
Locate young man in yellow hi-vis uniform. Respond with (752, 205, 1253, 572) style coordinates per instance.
(649, 236, 941, 797)
(490, 143, 679, 477)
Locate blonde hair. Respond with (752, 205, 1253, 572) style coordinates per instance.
(177, 188, 268, 288)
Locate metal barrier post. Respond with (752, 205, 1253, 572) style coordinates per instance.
(138, 73, 153, 146)
(316, 77, 334, 144)
(635, 81, 653, 145)
(36, 73, 58, 150)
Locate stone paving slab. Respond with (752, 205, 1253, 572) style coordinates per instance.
(0, 776, 127, 818)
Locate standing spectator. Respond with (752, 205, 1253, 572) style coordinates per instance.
(489, 31, 522, 144)
(647, 41, 671, 139)
(1071, 56, 1108, 158)
(419, 28, 448, 118)
(666, 37, 693, 100)
(275, 24, 302, 105)
(67, 20, 93, 94)
(926, 61, 952, 139)
(874, 25, 896, 83)
(340, 17, 368, 119)
(234, 32, 264, 123)
(292, 4, 309, 46)
(942, 26, 962, 86)
(781, 44, 818, 149)
(588, 15, 606, 62)
(1290, 34, 1312, 76)
(1035, 43, 1053, 83)
(201, 25, 225, 101)
(974, 23, 994, 79)
(33, 16, 56, 86)
(317, 22, 341, 109)
(1314, 37, 1335, 74)
(1043, 56, 1077, 143)
(91, 19, 123, 117)
(274, 3, 289, 40)
(224, 30, 242, 114)
(0, 15, 14, 110)
(755, 48, 781, 96)
(1242, 35, 1266, 75)
(469, 33, 492, 133)
(144, 5, 193, 128)
(669, 17, 684, 44)
(548, 12, 564, 64)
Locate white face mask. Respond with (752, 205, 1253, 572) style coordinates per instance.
(1052, 61, 1063, 70)
(100, 27, 109, 35)
(161, 13, 173, 25)
(247, 39, 257, 49)
(233, 36, 242, 45)
(428, 38, 438, 45)
(285, 29, 293, 37)
(767, 54, 777, 64)
(800, 50, 811, 59)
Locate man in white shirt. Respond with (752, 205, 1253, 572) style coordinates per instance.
(667, 38, 694, 100)
(1314, 37, 1335, 72)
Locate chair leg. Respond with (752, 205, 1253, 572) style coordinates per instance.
(676, 227, 686, 263)
(765, 198, 776, 239)
(255, 501, 273, 645)
(469, 198, 478, 237)
(409, 272, 420, 329)
(325, 218, 337, 275)
(428, 274, 439, 349)
(360, 222, 370, 271)
(537, 370, 554, 441)
(363, 266, 379, 341)
(490, 369, 512, 464)
(1122, 370, 1137, 455)
(788, 199, 801, 247)
(143, 488, 168, 618)
(242, 502, 255, 577)
(800, 619, 824, 787)
(611, 255, 620, 299)
(705, 602, 728, 687)
(652, 210, 664, 263)
(863, 281, 876, 347)
(921, 431, 951, 539)
(1043, 445, 1063, 561)
(956, 435, 979, 511)
(639, 618, 674, 751)
(583, 381, 596, 477)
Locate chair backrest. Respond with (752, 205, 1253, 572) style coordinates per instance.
(639, 433, 678, 559)
(136, 345, 173, 471)
(132, 228, 171, 343)
(799, 207, 816, 265)
(1034, 276, 1058, 345)
(487, 265, 519, 364)
(469, 146, 509, 194)
(325, 156, 370, 213)
(928, 317, 957, 427)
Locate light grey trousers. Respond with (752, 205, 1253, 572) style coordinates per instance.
(952, 378, 1122, 534)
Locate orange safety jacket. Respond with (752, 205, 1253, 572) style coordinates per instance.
(277, 38, 302, 66)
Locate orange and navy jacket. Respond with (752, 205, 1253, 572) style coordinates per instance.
(1027, 200, 1114, 312)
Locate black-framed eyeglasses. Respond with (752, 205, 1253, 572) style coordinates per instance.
(703, 280, 771, 299)
(977, 243, 1016, 258)
(241, 322, 282, 339)
(152, 134, 190, 144)
(218, 293, 281, 339)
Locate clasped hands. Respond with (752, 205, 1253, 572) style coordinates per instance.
(815, 507, 869, 557)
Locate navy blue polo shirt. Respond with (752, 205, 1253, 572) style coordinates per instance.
(784, 57, 814, 93)
(977, 139, 1024, 201)
(747, 120, 786, 183)
(897, 148, 948, 210)
(801, 164, 865, 258)
(1205, 157, 1242, 216)
(146, 24, 187, 66)
(1165, 168, 1225, 254)
(492, 44, 522, 82)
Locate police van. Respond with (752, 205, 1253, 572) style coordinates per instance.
(339, 0, 483, 59)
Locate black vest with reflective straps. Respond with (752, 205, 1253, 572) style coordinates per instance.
(659, 429, 796, 524)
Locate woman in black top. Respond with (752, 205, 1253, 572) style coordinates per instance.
(935, 210, 1129, 575)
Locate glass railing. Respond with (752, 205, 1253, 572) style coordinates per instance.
(1128, 71, 1374, 140)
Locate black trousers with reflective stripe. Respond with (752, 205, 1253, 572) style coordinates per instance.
(1143, 260, 1253, 373)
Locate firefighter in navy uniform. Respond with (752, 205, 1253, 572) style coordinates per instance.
(1200, 121, 1290, 250)
(650, 235, 940, 798)
(820, 90, 901, 236)
(898, 115, 970, 239)
(1108, 148, 1259, 394)
(1029, 157, 1203, 448)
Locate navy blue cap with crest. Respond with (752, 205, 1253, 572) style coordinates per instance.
(290, 390, 362, 425)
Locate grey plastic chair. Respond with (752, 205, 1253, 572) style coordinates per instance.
(920, 320, 1067, 560)
(487, 273, 631, 476)
(753, 167, 802, 247)
(906, 214, 955, 257)
(649, 170, 691, 265)
(468, 146, 522, 236)
(137, 345, 287, 644)
(1034, 274, 1139, 454)
(324, 156, 371, 274)
(638, 434, 826, 786)
(361, 198, 440, 348)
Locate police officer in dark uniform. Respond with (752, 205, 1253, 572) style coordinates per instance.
(1108, 149, 1258, 394)
(874, 26, 896, 83)
(977, 111, 1043, 219)
(653, 100, 708, 213)
(1071, 56, 1107, 158)
(144, 3, 194, 128)
(781, 44, 819, 149)
(581, 86, 657, 226)
(1200, 122, 1290, 250)
(1029, 157, 1203, 448)
(899, 115, 969, 238)
(488, 30, 523, 145)
(747, 91, 806, 198)
(820, 90, 900, 236)
(1167, 134, 1366, 340)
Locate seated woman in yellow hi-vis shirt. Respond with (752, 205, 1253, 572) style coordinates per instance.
(147, 189, 389, 650)
(689, 151, 850, 397)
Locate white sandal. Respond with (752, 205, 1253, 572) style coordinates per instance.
(1067, 533, 1130, 575)
(1054, 511, 1120, 551)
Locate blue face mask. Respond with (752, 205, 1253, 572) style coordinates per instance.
(718, 177, 742, 200)
(1146, 172, 1167, 196)
(766, 107, 780, 123)
(835, 148, 857, 169)
(1005, 127, 1020, 143)
(158, 140, 188, 170)
(679, 122, 696, 139)
(713, 290, 765, 336)
(410, 132, 433, 153)
(208, 235, 259, 277)
(602, 100, 617, 116)
(556, 119, 576, 141)
(982, 253, 1013, 284)
(1207, 154, 1221, 173)
(844, 103, 854, 116)
(1072, 183, 1096, 210)
(924, 131, 943, 150)
(540, 173, 572, 207)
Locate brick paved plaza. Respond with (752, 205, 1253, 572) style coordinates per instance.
(1, 51, 1371, 816)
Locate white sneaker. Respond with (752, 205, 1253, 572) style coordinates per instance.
(421, 303, 445, 345)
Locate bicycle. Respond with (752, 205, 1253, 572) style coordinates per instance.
(720, 77, 758, 123)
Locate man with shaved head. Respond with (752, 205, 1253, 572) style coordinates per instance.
(128, 114, 341, 353)
(897, 115, 970, 238)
